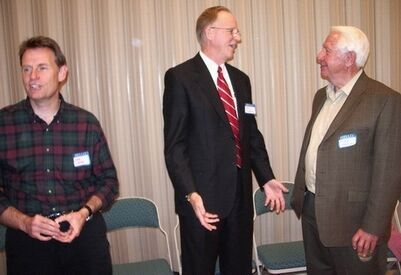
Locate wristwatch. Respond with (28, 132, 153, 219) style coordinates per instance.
(83, 204, 93, 221)
(185, 192, 196, 202)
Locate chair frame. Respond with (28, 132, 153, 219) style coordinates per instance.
(253, 181, 306, 275)
(104, 196, 173, 273)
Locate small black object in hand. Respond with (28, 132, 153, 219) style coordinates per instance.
(59, 221, 70, 232)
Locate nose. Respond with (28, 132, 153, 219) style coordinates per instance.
(234, 33, 241, 43)
(316, 49, 325, 64)
(30, 68, 39, 80)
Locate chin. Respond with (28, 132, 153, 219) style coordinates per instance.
(320, 72, 329, 81)
(226, 54, 235, 62)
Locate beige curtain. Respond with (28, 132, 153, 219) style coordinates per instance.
(0, 0, 400, 273)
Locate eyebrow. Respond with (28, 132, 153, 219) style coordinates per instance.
(21, 63, 50, 68)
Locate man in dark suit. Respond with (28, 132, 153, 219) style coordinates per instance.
(163, 6, 287, 275)
(291, 26, 401, 274)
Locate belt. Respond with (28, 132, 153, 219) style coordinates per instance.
(46, 210, 74, 220)
(305, 189, 315, 197)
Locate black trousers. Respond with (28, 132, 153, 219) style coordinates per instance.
(6, 213, 112, 275)
(301, 190, 387, 275)
(179, 170, 253, 275)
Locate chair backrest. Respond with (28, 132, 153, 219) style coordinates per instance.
(102, 197, 173, 269)
(0, 224, 6, 251)
(103, 197, 160, 231)
(253, 181, 294, 217)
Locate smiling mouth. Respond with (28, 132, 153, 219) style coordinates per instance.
(29, 84, 41, 89)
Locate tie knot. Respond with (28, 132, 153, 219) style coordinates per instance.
(217, 66, 223, 74)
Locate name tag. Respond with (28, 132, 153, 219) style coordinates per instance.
(338, 133, 357, 148)
(245, 103, 256, 115)
(73, 151, 91, 167)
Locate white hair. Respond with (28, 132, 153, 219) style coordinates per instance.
(331, 26, 370, 68)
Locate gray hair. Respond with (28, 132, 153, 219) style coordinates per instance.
(331, 26, 370, 68)
(196, 6, 231, 44)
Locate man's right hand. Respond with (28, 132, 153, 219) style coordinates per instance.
(187, 192, 219, 231)
(22, 214, 62, 241)
(0, 207, 62, 241)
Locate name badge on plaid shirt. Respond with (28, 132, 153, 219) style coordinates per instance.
(73, 151, 91, 167)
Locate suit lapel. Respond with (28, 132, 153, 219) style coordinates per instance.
(322, 72, 368, 142)
(192, 54, 229, 124)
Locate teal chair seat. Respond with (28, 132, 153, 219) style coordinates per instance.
(257, 240, 305, 271)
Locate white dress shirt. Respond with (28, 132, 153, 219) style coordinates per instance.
(305, 70, 363, 193)
(199, 51, 238, 116)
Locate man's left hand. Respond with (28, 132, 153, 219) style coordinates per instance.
(52, 211, 87, 243)
(262, 179, 288, 213)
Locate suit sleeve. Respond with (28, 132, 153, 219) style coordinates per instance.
(163, 68, 196, 200)
(362, 91, 401, 237)
(244, 77, 275, 186)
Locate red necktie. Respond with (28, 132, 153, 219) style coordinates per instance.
(217, 66, 242, 167)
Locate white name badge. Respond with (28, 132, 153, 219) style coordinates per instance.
(245, 103, 256, 115)
(338, 133, 357, 148)
(73, 151, 91, 167)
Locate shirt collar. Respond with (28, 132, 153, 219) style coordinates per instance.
(23, 94, 65, 122)
(199, 51, 228, 80)
(326, 69, 363, 100)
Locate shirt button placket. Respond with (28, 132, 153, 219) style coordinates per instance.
(43, 125, 55, 209)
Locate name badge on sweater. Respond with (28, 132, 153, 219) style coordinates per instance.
(338, 133, 357, 148)
(245, 103, 256, 115)
(73, 151, 91, 167)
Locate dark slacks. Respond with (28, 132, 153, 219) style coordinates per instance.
(179, 170, 253, 275)
(6, 213, 112, 275)
(301, 190, 387, 275)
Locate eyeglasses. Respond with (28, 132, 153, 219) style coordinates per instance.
(210, 27, 241, 37)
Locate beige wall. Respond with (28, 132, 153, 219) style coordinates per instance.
(0, 0, 400, 273)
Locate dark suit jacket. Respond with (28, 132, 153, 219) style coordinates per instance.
(163, 53, 275, 218)
(291, 72, 401, 246)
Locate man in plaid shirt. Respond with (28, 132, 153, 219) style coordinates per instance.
(0, 36, 119, 274)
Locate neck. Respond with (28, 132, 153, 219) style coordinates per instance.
(332, 68, 360, 90)
(201, 47, 225, 66)
(30, 97, 61, 125)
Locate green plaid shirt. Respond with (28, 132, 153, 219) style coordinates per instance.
(0, 96, 118, 216)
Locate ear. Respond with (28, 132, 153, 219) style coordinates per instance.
(204, 26, 214, 41)
(345, 51, 357, 67)
(58, 65, 68, 82)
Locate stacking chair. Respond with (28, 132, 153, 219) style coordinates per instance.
(253, 182, 306, 275)
(103, 197, 174, 275)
